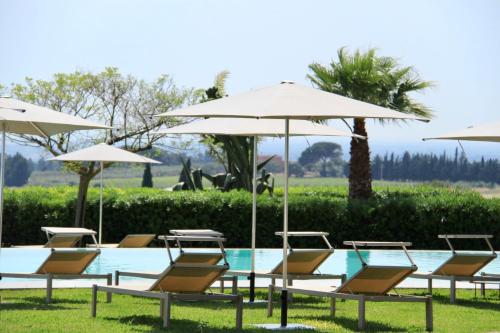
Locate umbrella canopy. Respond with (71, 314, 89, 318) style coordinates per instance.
(51, 144, 161, 244)
(423, 122, 500, 142)
(160, 81, 429, 121)
(50, 143, 161, 164)
(0, 97, 109, 249)
(0, 97, 110, 135)
(156, 118, 365, 138)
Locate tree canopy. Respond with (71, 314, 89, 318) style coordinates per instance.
(298, 142, 343, 177)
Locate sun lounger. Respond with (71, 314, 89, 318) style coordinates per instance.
(92, 232, 243, 329)
(477, 272, 500, 299)
(87, 234, 156, 248)
(225, 232, 346, 295)
(14, 227, 98, 248)
(268, 241, 433, 331)
(0, 248, 111, 303)
(410, 234, 499, 303)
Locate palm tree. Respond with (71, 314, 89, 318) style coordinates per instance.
(308, 48, 433, 199)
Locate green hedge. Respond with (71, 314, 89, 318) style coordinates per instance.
(3, 186, 500, 249)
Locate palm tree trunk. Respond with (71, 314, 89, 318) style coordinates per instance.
(348, 118, 372, 199)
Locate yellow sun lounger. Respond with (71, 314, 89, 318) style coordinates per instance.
(0, 248, 111, 303)
(92, 233, 243, 329)
(87, 234, 156, 248)
(410, 234, 499, 303)
(268, 241, 433, 331)
(14, 227, 98, 248)
(225, 232, 346, 297)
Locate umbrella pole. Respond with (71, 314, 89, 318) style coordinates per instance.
(280, 118, 289, 327)
(250, 135, 258, 303)
(0, 126, 5, 249)
(99, 161, 103, 245)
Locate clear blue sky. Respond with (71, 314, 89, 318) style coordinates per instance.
(1, 0, 500, 159)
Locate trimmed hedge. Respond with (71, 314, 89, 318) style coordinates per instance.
(3, 186, 500, 249)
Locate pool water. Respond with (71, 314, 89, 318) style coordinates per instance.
(1, 248, 499, 283)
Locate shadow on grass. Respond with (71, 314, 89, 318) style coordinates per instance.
(0, 301, 69, 311)
(431, 294, 500, 310)
(291, 313, 409, 332)
(22, 296, 88, 305)
(107, 315, 301, 333)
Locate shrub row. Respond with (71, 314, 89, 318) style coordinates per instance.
(3, 186, 500, 249)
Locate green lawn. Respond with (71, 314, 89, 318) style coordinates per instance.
(1, 288, 499, 332)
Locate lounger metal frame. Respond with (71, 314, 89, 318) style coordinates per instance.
(267, 241, 433, 331)
(410, 234, 499, 303)
(92, 232, 243, 330)
(224, 231, 346, 299)
(0, 248, 111, 303)
(14, 227, 99, 248)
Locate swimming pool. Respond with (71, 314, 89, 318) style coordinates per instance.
(1, 248, 499, 284)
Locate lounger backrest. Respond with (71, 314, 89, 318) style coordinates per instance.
(271, 249, 333, 275)
(337, 265, 416, 295)
(433, 254, 496, 277)
(175, 252, 223, 265)
(149, 264, 228, 293)
(117, 234, 156, 248)
(35, 250, 99, 274)
(44, 234, 82, 248)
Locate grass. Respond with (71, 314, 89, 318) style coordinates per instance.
(1, 288, 499, 332)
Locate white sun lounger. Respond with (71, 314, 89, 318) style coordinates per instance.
(268, 241, 433, 331)
(92, 232, 243, 329)
(410, 234, 499, 303)
(14, 227, 98, 248)
(225, 232, 346, 296)
(0, 248, 111, 303)
(87, 234, 156, 248)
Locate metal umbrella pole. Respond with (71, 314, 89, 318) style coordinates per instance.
(0, 125, 5, 249)
(280, 118, 290, 327)
(98, 161, 104, 245)
(249, 135, 258, 302)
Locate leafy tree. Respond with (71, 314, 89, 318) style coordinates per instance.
(5, 153, 33, 186)
(289, 162, 305, 178)
(7, 68, 196, 227)
(141, 163, 153, 187)
(298, 142, 343, 177)
(308, 48, 433, 198)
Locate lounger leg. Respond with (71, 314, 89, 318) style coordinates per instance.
(106, 274, 112, 303)
(287, 279, 293, 302)
(267, 284, 274, 317)
(46, 274, 53, 304)
(220, 278, 225, 293)
(358, 295, 366, 331)
(249, 272, 256, 303)
(427, 278, 433, 294)
(425, 295, 433, 332)
(160, 299, 165, 318)
(162, 293, 171, 328)
(450, 277, 456, 304)
(330, 297, 336, 318)
(91, 285, 97, 317)
(115, 271, 120, 286)
(232, 276, 238, 296)
(340, 274, 347, 302)
(236, 294, 243, 330)
(480, 282, 486, 298)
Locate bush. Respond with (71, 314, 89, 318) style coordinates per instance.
(2, 185, 500, 249)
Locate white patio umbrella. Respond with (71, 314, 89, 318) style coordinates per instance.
(158, 81, 429, 328)
(156, 118, 364, 303)
(51, 143, 161, 245)
(0, 97, 109, 248)
(423, 122, 500, 142)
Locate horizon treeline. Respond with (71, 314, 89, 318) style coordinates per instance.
(370, 149, 500, 183)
